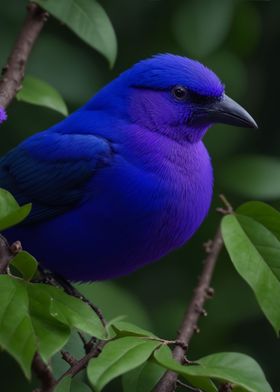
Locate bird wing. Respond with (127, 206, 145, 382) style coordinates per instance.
(0, 130, 113, 224)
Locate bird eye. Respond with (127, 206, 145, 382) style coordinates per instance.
(172, 86, 188, 101)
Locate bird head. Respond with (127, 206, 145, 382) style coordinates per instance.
(112, 54, 257, 143)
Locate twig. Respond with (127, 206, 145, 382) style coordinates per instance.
(0, 6, 51, 391)
(216, 194, 234, 215)
(32, 272, 107, 390)
(78, 331, 96, 354)
(0, 235, 22, 273)
(0, 235, 14, 273)
(61, 351, 78, 367)
(176, 379, 202, 391)
(56, 340, 106, 384)
(0, 3, 109, 389)
(38, 269, 107, 329)
(32, 353, 56, 392)
(218, 383, 233, 392)
(153, 196, 233, 392)
(49, 273, 107, 328)
(0, 2, 48, 109)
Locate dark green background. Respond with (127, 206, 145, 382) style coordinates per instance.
(0, 0, 279, 390)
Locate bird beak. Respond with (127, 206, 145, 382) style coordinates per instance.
(193, 94, 258, 129)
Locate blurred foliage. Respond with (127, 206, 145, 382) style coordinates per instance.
(0, 0, 280, 390)
(218, 155, 280, 199)
(172, 0, 234, 58)
(33, 0, 117, 67)
(1, 184, 273, 391)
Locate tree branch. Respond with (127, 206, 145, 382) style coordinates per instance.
(33, 269, 108, 388)
(0, 235, 22, 273)
(32, 353, 56, 392)
(0, 2, 48, 109)
(0, 1, 46, 273)
(153, 196, 232, 392)
(46, 273, 107, 328)
(0, 235, 14, 273)
(0, 6, 52, 392)
(219, 383, 233, 392)
(56, 340, 106, 385)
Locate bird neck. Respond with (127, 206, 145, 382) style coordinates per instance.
(119, 122, 212, 183)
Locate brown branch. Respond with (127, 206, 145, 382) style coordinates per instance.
(0, 235, 14, 273)
(0, 7, 51, 391)
(61, 351, 78, 367)
(153, 227, 223, 392)
(56, 340, 106, 385)
(47, 273, 107, 328)
(153, 196, 232, 392)
(78, 331, 96, 354)
(33, 268, 108, 389)
(0, 3, 110, 390)
(38, 268, 107, 338)
(0, 2, 48, 109)
(0, 235, 22, 273)
(0, 1, 46, 272)
(31, 274, 108, 391)
(219, 383, 233, 392)
(32, 353, 56, 392)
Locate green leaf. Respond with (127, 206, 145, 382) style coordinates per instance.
(196, 352, 273, 392)
(0, 276, 70, 374)
(153, 345, 217, 392)
(106, 315, 126, 337)
(122, 360, 165, 392)
(33, 0, 117, 67)
(11, 251, 38, 281)
(172, 0, 233, 58)
(0, 275, 36, 378)
(218, 155, 280, 200)
(111, 321, 156, 338)
(87, 336, 162, 391)
(237, 201, 280, 241)
(0, 276, 107, 377)
(0, 188, 31, 231)
(221, 214, 280, 333)
(40, 285, 107, 339)
(154, 346, 272, 392)
(27, 284, 70, 362)
(17, 75, 68, 116)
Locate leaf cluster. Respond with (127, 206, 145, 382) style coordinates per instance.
(0, 188, 276, 392)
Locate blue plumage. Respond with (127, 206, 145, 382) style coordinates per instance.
(1, 54, 256, 281)
(0, 131, 112, 222)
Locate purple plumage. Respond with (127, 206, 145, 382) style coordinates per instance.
(0, 107, 7, 124)
(1, 54, 257, 281)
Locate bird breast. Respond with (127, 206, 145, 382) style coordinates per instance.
(115, 132, 214, 253)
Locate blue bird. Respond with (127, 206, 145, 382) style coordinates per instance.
(1, 54, 257, 281)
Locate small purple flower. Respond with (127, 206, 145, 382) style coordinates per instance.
(0, 107, 7, 124)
